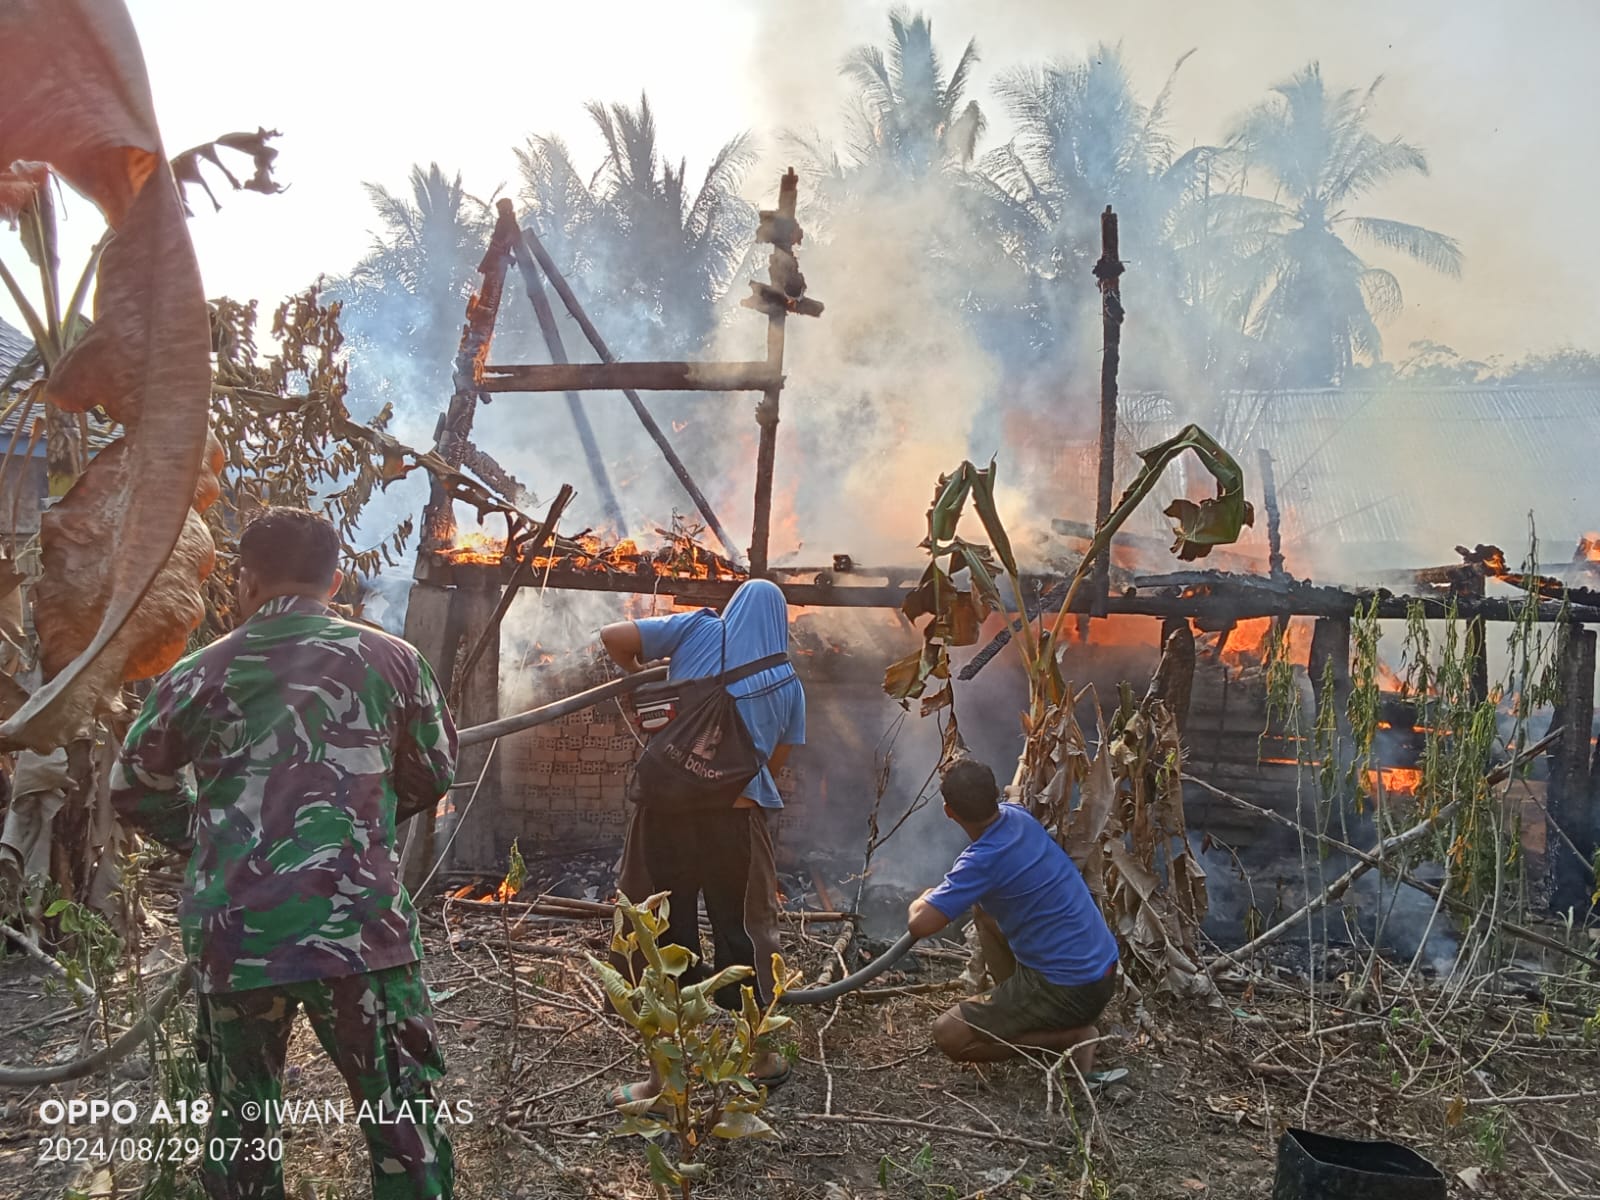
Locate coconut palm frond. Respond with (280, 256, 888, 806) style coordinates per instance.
(942, 38, 982, 120)
(1358, 266, 1404, 320)
(1329, 134, 1430, 204)
(1343, 216, 1463, 276)
(841, 45, 894, 110)
(944, 100, 987, 165)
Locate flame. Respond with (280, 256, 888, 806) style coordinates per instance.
(1578, 533, 1600, 564)
(447, 880, 520, 902)
(1367, 766, 1422, 796)
(448, 529, 506, 565)
(438, 529, 739, 582)
(1213, 617, 1314, 669)
(1049, 612, 1159, 649)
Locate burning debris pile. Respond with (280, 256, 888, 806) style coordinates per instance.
(445, 518, 745, 583)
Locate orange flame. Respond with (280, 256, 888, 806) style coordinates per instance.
(1367, 766, 1422, 796)
(440, 530, 737, 582)
(1578, 533, 1600, 564)
(1215, 617, 1314, 669)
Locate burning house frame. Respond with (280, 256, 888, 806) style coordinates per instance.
(394, 174, 1600, 920)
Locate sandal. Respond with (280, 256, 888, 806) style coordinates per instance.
(610, 1081, 672, 1117)
(750, 1062, 793, 1092)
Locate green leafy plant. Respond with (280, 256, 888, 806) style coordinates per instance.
(1468, 1108, 1507, 1169)
(587, 892, 793, 1197)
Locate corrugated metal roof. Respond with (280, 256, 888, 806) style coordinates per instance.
(0, 316, 31, 384)
(0, 317, 42, 454)
(1055, 384, 1600, 571)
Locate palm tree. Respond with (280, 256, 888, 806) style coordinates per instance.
(1228, 63, 1462, 385)
(836, 7, 986, 179)
(516, 93, 756, 360)
(978, 45, 1251, 392)
(332, 163, 493, 417)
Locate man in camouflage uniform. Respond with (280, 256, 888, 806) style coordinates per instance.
(112, 508, 458, 1200)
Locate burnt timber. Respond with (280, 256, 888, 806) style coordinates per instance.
(479, 360, 784, 394)
(415, 555, 1600, 623)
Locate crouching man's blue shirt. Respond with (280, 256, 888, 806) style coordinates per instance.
(925, 803, 1119, 986)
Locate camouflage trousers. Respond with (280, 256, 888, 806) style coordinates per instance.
(196, 961, 453, 1200)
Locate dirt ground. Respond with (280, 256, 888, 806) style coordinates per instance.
(3, 877, 1598, 1200)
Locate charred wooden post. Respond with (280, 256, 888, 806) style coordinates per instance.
(1149, 618, 1196, 733)
(507, 220, 745, 564)
(504, 202, 624, 533)
(742, 169, 823, 576)
(1460, 569, 1490, 705)
(420, 203, 520, 551)
(747, 170, 795, 578)
(1091, 205, 1125, 615)
(1308, 616, 1353, 741)
(1548, 624, 1596, 910)
(399, 576, 504, 894)
(397, 583, 452, 891)
(1259, 447, 1286, 582)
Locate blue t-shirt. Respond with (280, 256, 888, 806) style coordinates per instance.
(634, 608, 805, 808)
(926, 803, 1118, 986)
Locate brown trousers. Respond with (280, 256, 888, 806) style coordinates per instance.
(615, 802, 781, 1004)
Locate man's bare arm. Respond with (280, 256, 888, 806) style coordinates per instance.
(907, 891, 951, 940)
(600, 621, 646, 673)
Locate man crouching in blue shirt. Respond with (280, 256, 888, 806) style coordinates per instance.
(908, 759, 1120, 1070)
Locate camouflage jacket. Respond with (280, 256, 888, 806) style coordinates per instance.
(111, 595, 458, 994)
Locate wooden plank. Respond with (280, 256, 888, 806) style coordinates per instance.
(398, 582, 456, 893)
(1549, 625, 1596, 910)
(480, 360, 782, 393)
(413, 556, 1600, 623)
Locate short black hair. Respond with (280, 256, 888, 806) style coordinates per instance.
(238, 507, 340, 588)
(940, 758, 999, 822)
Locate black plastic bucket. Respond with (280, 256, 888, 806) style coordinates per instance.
(1273, 1128, 1446, 1200)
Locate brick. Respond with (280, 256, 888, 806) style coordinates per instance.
(552, 771, 577, 789)
(527, 769, 553, 788)
(580, 745, 606, 762)
(608, 735, 634, 751)
(554, 749, 580, 765)
(548, 793, 576, 812)
(588, 723, 614, 739)
(602, 747, 631, 764)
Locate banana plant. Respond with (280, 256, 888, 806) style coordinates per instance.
(885, 426, 1251, 720)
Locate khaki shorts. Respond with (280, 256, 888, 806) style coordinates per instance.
(958, 962, 1117, 1043)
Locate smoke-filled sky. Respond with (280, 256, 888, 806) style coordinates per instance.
(4, 0, 1596, 365)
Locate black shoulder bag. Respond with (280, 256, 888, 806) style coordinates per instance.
(627, 625, 791, 811)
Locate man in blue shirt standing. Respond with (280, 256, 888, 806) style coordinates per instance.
(908, 759, 1120, 1071)
(601, 579, 805, 1102)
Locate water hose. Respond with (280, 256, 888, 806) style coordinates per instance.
(0, 966, 193, 1087)
(457, 664, 668, 748)
(779, 930, 919, 1005)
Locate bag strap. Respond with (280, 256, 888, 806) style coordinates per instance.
(717, 652, 791, 686)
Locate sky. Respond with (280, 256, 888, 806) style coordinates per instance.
(5, 0, 1598, 365)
